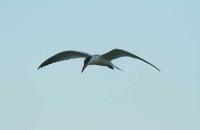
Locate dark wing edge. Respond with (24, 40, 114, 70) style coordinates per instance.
(38, 51, 90, 69)
(101, 49, 161, 72)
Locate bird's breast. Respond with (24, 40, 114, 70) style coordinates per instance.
(89, 55, 111, 66)
(89, 55, 101, 64)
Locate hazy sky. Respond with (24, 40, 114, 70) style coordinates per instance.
(0, 0, 199, 130)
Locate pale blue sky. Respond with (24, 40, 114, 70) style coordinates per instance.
(0, 0, 199, 130)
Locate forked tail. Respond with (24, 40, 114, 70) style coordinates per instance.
(113, 65, 123, 71)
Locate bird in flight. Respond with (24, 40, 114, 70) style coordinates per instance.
(38, 49, 160, 73)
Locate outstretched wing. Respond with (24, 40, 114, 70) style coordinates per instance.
(38, 51, 90, 69)
(101, 49, 160, 72)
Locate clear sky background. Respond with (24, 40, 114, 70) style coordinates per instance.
(0, 0, 199, 130)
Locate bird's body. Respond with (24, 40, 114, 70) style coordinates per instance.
(88, 55, 113, 68)
(38, 49, 160, 72)
(88, 55, 102, 65)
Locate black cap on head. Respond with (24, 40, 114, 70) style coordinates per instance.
(84, 56, 91, 65)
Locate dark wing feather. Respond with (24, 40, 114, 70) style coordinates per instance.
(38, 51, 90, 69)
(101, 49, 160, 72)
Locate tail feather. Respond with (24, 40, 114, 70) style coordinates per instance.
(113, 65, 123, 71)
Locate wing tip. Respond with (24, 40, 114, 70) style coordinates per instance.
(156, 68, 161, 72)
(37, 63, 46, 70)
(37, 65, 43, 70)
(149, 64, 161, 72)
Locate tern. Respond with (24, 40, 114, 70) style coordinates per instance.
(38, 49, 160, 72)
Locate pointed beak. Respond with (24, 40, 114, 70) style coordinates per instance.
(81, 64, 87, 73)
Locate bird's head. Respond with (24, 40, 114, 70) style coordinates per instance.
(81, 56, 91, 73)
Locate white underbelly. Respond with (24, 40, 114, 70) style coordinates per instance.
(89, 55, 111, 66)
